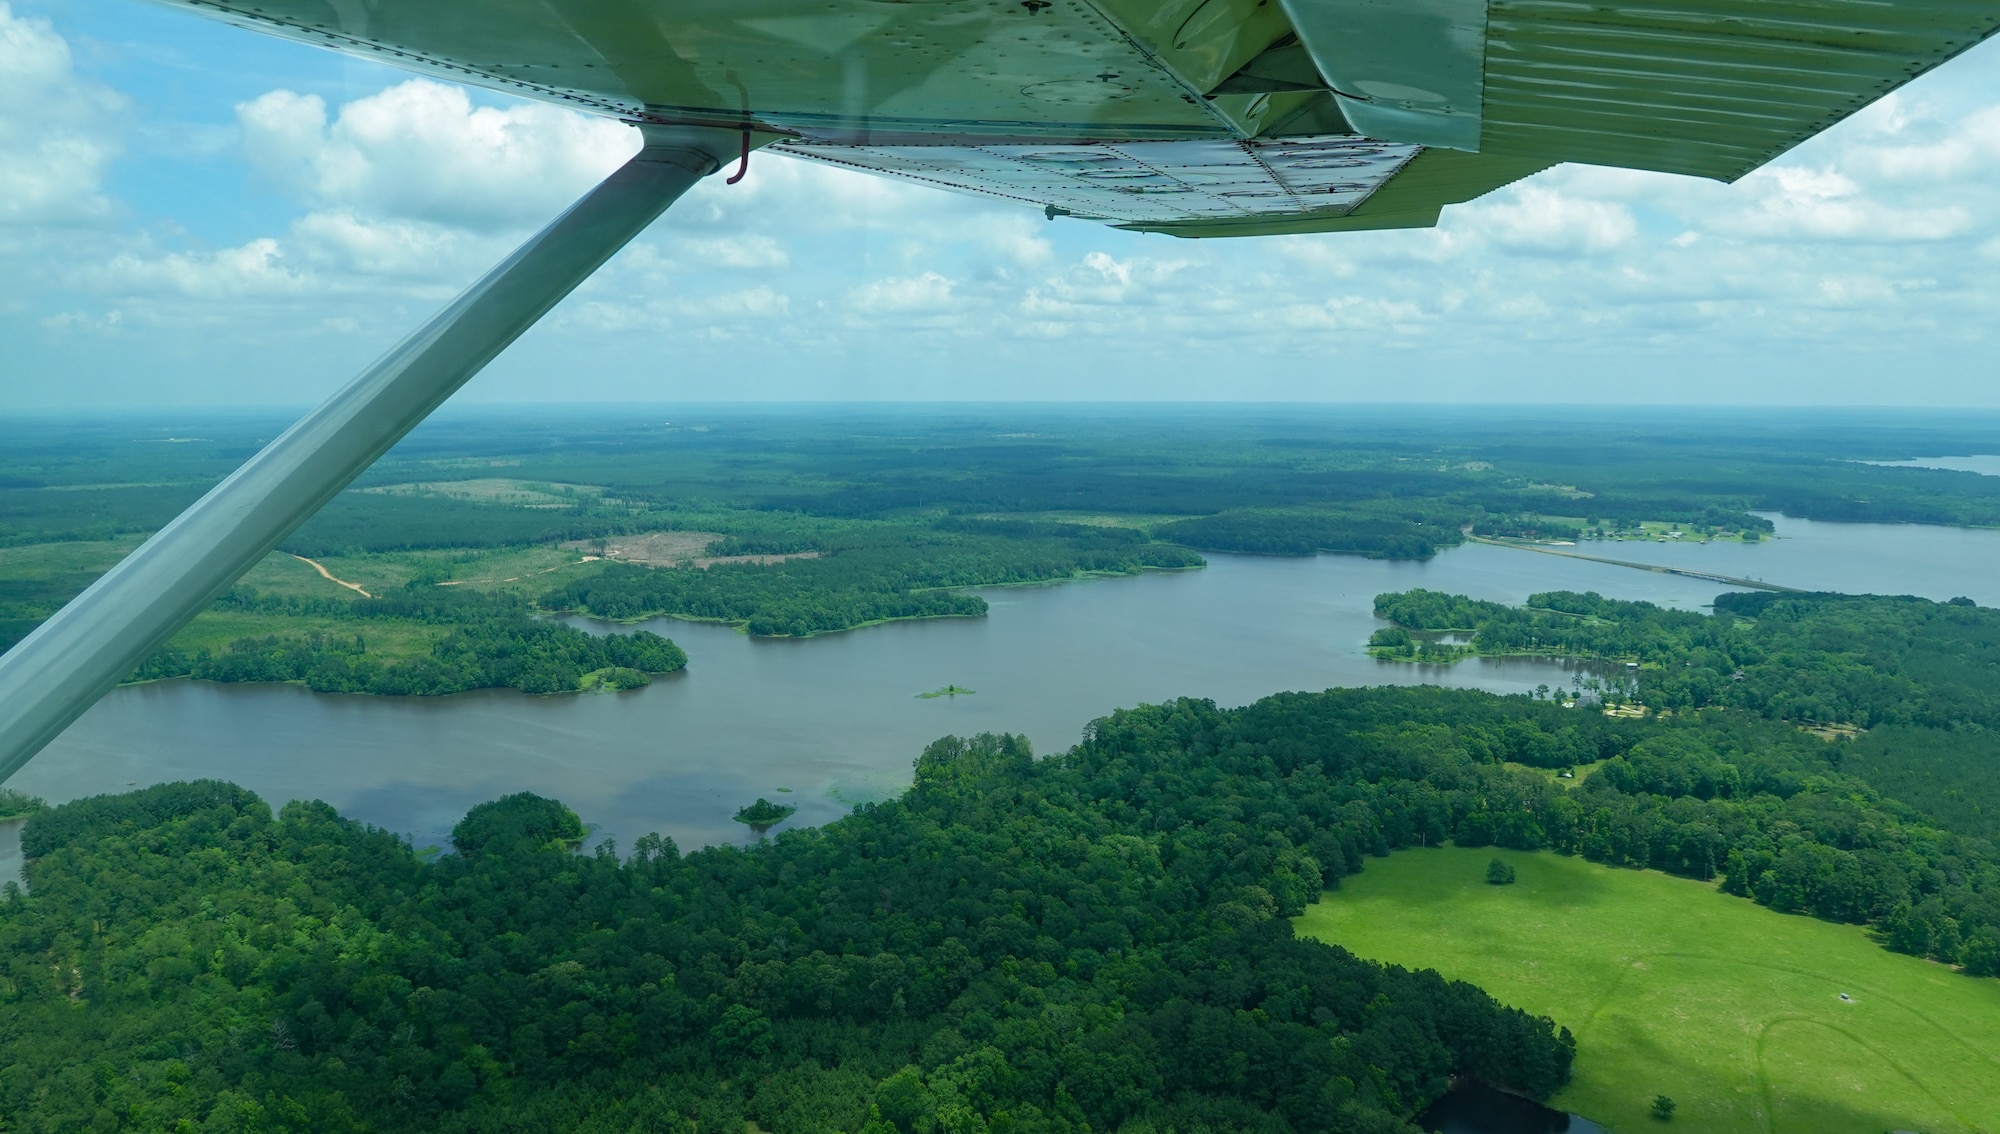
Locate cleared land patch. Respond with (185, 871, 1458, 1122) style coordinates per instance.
(1295, 847, 2000, 1134)
(560, 530, 820, 569)
(561, 530, 716, 565)
(360, 478, 606, 508)
(964, 511, 1194, 528)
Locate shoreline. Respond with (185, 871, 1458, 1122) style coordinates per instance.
(1371, 647, 1639, 668)
(560, 561, 1209, 636)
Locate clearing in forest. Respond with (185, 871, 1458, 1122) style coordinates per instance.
(359, 478, 607, 507)
(560, 531, 819, 569)
(1295, 847, 2000, 1134)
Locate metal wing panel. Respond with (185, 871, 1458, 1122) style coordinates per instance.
(1275, 0, 1491, 151)
(1478, 0, 2000, 180)
(769, 136, 1423, 223)
(1118, 146, 1548, 235)
(156, 0, 1236, 141)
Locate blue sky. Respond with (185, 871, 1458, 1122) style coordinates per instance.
(5, 0, 2000, 408)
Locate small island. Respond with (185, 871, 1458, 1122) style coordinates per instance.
(733, 797, 797, 833)
(918, 684, 976, 699)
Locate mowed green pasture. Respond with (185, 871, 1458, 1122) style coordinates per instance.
(1296, 847, 2000, 1134)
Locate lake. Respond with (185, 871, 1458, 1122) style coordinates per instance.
(6, 511, 2000, 881)
(1864, 454, 2000, 478)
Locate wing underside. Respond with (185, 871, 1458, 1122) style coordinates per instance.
(152, 0, 1998, 236)
(774, 137, 1550, 236)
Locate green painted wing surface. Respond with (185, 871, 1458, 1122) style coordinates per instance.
(1477, 0, 2000, 180)
(155, 0, 1997, 233)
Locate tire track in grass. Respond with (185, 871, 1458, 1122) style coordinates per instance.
(1576, 948, 1995, 1133)
(291, 554, 372, 598)
(1755, 1015, 1976, 1133)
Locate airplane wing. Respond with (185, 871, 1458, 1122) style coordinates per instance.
(151, 0, 1997, 236)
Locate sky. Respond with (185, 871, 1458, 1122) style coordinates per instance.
(4, 0, 2000, 408)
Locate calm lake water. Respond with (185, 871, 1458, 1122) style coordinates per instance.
(5, 512, 1999, 882)
(1576, 511, 2000, 601)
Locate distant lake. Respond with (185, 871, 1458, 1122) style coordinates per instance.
(1863, 454, 2000, 477)
(7, 512, 2000, 881)
(1565, 511, 2000, 602)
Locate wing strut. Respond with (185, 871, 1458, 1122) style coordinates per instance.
(0, 125, 740, 785)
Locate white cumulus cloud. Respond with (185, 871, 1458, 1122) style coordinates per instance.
(84, 238, 309, 300)
(851, 271, 955, 314)
(237, 79, 638, 231)
(1468, 184, 1638, 256)
(0, 2, 124, 225)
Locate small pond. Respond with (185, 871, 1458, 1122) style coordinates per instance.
(1419, 1081, 1608, 1134)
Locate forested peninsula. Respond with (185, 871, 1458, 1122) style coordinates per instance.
(129, 587, 686, 696)
(1373, 588, 2000, 731)
(542, 520, 1202, 638)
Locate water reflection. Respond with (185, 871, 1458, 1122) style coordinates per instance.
(1420, 1081, 1607, 1134)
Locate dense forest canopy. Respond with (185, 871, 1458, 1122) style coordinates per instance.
(0, 701, 1591, 1134)
(1151, 507, 1463, 559)
(6, 682, 2000, 1131)
(1373, 587, 2000, 844)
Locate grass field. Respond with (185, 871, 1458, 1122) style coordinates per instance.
(1296, 847, 2000, 1134)
(1, 538, 619, 670)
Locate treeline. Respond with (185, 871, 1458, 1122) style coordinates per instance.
(1153, 507, 1463, 559)
(131, 587, 685, 695)
(547, 527, 1202, 637)
(0, 788, 42, 820)
(1084, 691, 2000, 978)
(0, 703, 1585, 1133)
(0, 483, 209, 548)
(283, 494, 640, 556)
(1468, 516, 1580, 541)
